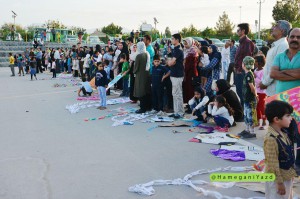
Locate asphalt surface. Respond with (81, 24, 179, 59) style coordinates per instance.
(0, 67, 267, 199)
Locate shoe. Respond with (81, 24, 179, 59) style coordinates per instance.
(259, 126, 266, 130)
(168, 114, 176, 118)
(165, 109, 174, 113)
(232, 122, 237, 127)
(157, 111, 164, 116)
(135, 109, 146, 114)
(173, 114, 183, 119)
(238, 130, 250, 137)
(149, 110, 158, 114)
(185, 109, 192, 114)
(100, 107, 107, 110)
(96, 106, 102, 109)
(241, 132, 256, 139)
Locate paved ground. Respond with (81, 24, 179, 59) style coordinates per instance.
(0, 67, 269, 199)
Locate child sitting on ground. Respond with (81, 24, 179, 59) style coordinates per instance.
(189, 87, 209, 121)
(207, 96, 234, 129)
(95, 62, 108, 110)
(264, 100, 296, 199)
(78, 77, 93, 97)
(254, 55, 267, 130)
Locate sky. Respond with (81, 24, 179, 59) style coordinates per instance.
(0, 0, 278, 33)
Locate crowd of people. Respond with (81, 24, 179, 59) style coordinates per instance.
(7, 20, 300, 198)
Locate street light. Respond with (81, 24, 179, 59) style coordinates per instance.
(258, 0, 265, 40)
(239, 6, 242, 23)
(11, 10, 17, 25)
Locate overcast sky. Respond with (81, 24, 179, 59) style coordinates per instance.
(1, 0, 277, 33)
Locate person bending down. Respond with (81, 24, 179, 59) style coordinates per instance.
(78, 77, 93, 97)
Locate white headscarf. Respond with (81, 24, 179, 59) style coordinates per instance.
(137, 42, 150, 71)
(129, 45, 138, 61)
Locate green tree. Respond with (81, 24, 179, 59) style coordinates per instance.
(272, 0, 300, 26)
(0, 23, 28, 40)
(201, 27, 217, 37)
(101, 23, 122, 36)
(165, 26, 171, 38)
(70, 26, 86, 34)
(44, 20, 67, 29)
(179, 24, 201, 37)
(215, 11, 235, 36)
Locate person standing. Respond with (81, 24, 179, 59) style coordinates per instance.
(182, 37, 198, 104)
(227, 39, 237, 85)
(259, 20, 291, 97)
(168, 33, 185, 119)
(221, 41, 230, 80)
(8, 53, 15, 76)
(143, 35, 155, 74)
(54, 48, 61, 73)
(35, 48, 43, 73)
(10, 25, 15, 41)
(270, 28, 300, 174)
(133, 42, 151, 113)
(51, 28, 56, 42)
(234, 23, 255, 106)
(78, 47, 86, 79)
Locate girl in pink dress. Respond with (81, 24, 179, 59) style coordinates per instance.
(254, 55, 267, 130)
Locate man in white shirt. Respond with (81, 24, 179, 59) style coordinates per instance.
(54, 48, 61, 73)
(221, 42, 230, 80)
(259, 20, 291, 96)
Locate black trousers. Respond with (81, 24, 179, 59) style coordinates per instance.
(139, 94, 152, 111)
(79, 61, 84, 78)
(163, 79, 173, 110)
(85, 68, 90, 81)
(129, 73, 138, 101)
(286, 119, 300, 165)
(152, 85, 164, 111)
(227, 63, 235, 84)
(36, 58, 43, 73)
(81, 87, 92, 96)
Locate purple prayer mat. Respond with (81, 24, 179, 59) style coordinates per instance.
(210, 149, 245, 162)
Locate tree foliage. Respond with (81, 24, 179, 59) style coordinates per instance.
(165, 27, 171, 38)
(201, 27, 217, 37)
(215, 11, 235, 36)
(179, 24, 201, 37)
(101, 23, 122, 35)
(272, 0, 300, 25)
(44, 20, 67, 29)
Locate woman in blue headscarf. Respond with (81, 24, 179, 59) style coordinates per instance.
(201, 44, 221, 97)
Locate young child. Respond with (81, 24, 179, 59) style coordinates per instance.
(238, 56, 258, 139)
(95, 62, 108, 110)
(84, 53, 91, 81)
(189, 87, 209, 121)
(29, 57, 37, 80)
(17, 54, 25, 76)
(207, 96, 234, 128)
(264, 100, 296, 199)
(9, 53, 15, 77)
(103, 60, 111, 96)
(67, 55, 72, 74)
(254, 55, 267, 130)
(152, 55, 170, 113)
(51, 58, 56, 78)
(72, 49, 79, 77)
(78, 77, 93, 97)
(119, 53, 130, 97)
(198, 46, 210, 87)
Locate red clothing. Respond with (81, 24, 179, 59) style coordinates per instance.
(234, 36, 254, 73)
(256, 93, 266, 120)
(183, 54, 198, 103)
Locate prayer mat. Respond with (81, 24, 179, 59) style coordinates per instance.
(189, 132, 239, 145)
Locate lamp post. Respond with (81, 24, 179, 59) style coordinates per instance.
(258, 0, 265, 40)
(25, 29, 28, 42)
(239, 6, 242, 23)
(255, 20, 258, 39)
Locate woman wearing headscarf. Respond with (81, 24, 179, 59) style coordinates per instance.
(200, 44, 221, 98)
(183, 37, 199, 105)
(129, 44, 138, 102)
(133, 42, 151, 113)
(215, 79, 243, 122)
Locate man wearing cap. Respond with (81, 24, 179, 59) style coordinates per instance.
(238, 56, 258, 139)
